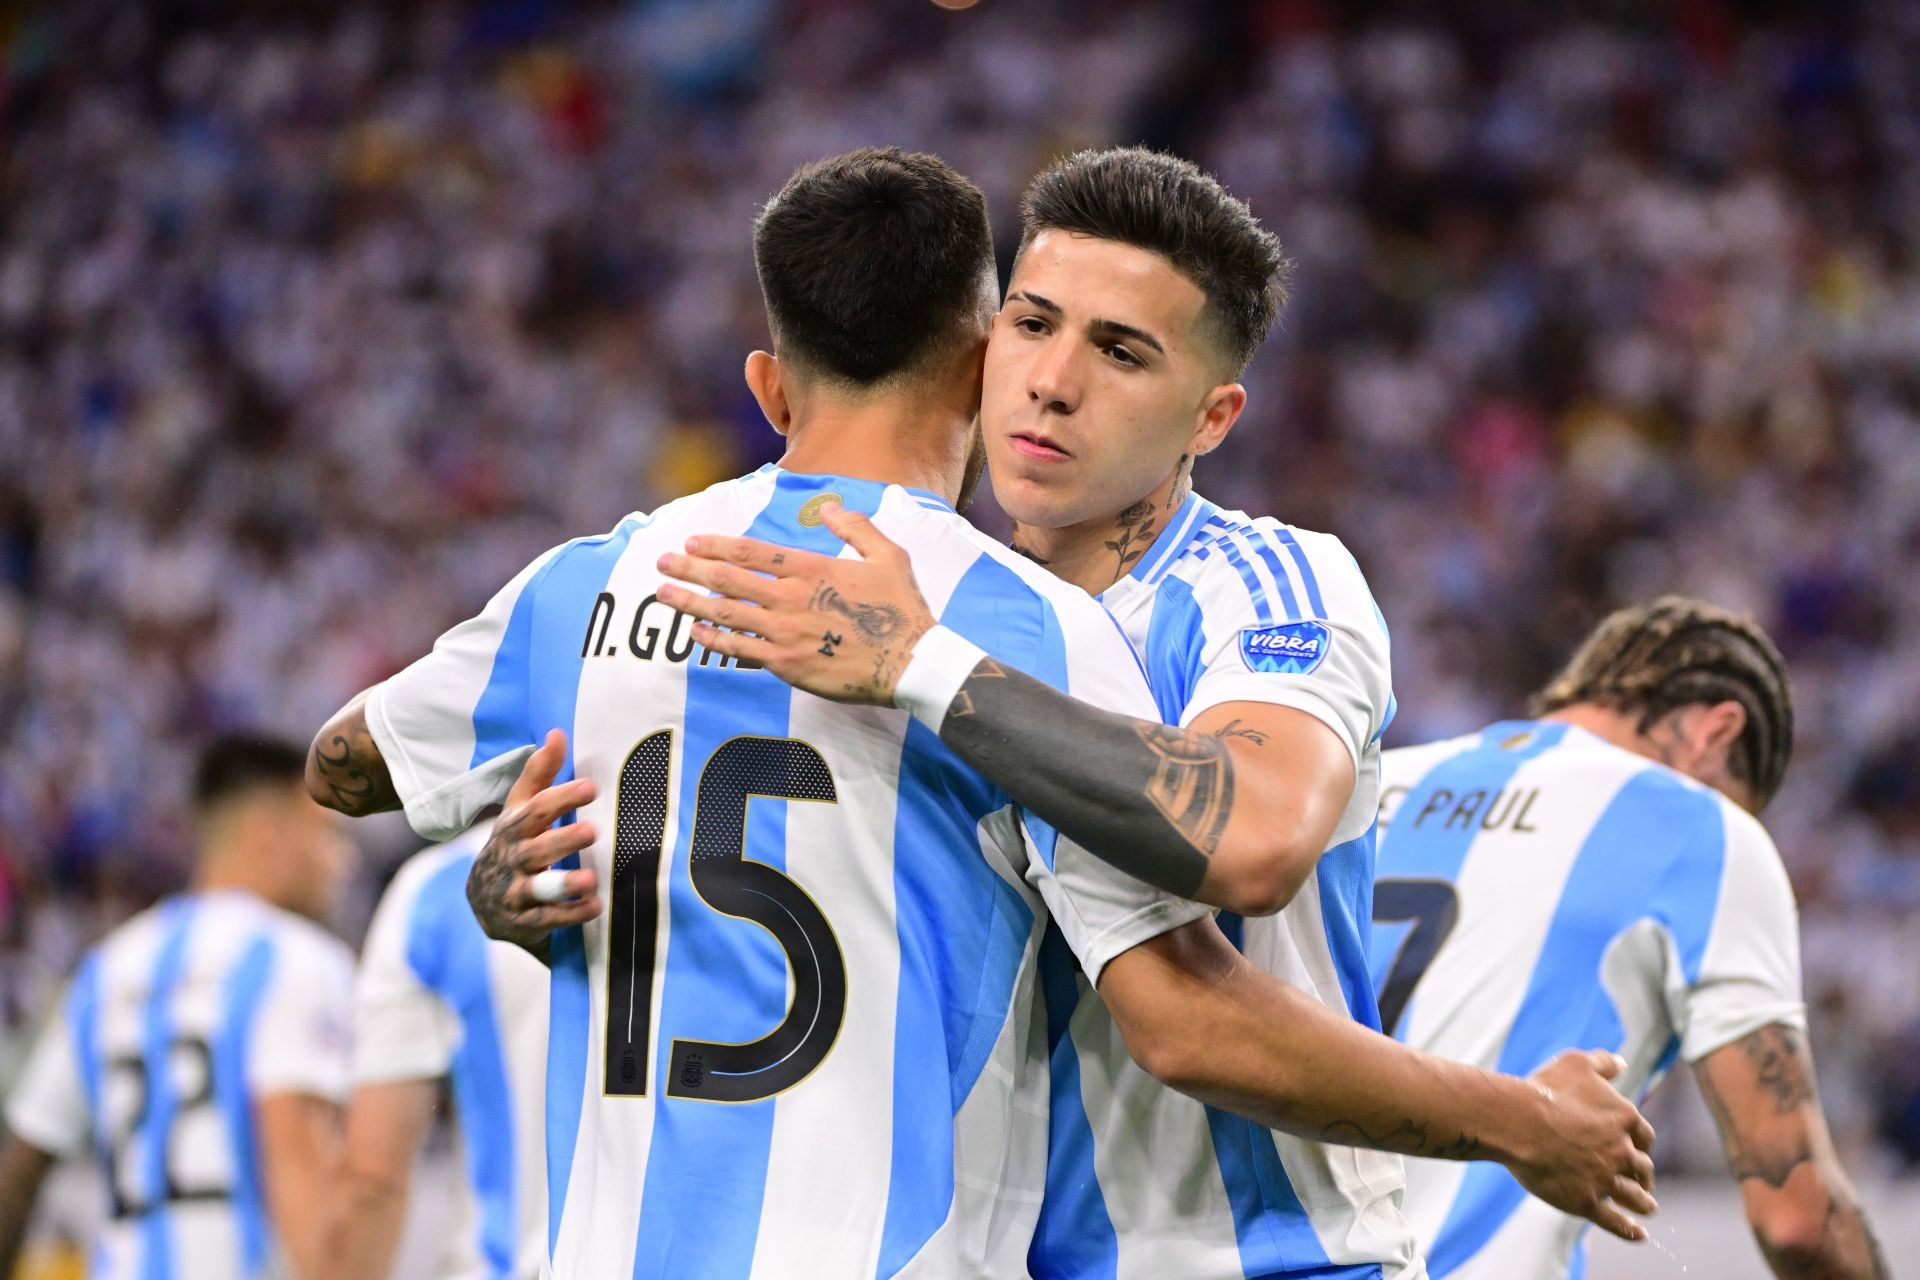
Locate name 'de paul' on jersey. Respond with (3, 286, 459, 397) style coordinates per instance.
(581, 591, 763, 670)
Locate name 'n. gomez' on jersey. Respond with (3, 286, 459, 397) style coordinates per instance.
(1371, 721, 1806, 1280)
(5, 890, 355, 1280)
(363, 465, 1208, 1280)
(1030, 490, 1420, 1280)
(355, 827, 550, 1280)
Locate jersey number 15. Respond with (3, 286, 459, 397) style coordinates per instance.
(601, 731, 846, 1104)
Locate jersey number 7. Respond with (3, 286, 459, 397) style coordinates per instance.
(1371, 878, 1460, 1036)
(601, 731, 846, 1104)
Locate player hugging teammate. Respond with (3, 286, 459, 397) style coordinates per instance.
(0, 146, 1886, 1280)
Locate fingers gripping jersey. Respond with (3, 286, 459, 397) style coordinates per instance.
(1034, 491, 1418, 1280)
(355, 828, 551, 1280)
(5, 891, 354, 1280)
(1371, 721, 1807, 1280)
(365, 465, 1206, 1280)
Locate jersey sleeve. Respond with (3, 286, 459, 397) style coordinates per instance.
(1016, 590, 1211, 986)
(4, 993, 91, 1156)
(1181, 529, 1392, 773)
(352, 856, 463, 1085)
(1672, 804, 1808, 1063)
(365, 546, 562, 841)
(249, 927, 357, 1104)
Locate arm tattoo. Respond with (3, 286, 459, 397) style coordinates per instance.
(311, 711, 400, 816)
(1135, 723, 1234, 856)
(936, 658, 1227, 897)
(1212, 718, 1270, 747)
(1744, 1024, 1813, 1114)
(1319, 1117, 1484, 1161)
(1696, 1042, 1815, 1190)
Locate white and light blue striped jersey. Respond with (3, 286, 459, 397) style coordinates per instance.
(5, 890, 355, 1280)
(1371, 720, 1806, 1280)
(365, 464, 1208, 1280)
(1031, 490, 1418, 1280)
(354, 826, 550, 1280)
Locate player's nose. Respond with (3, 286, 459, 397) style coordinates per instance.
(1027, 340, 1081, 415)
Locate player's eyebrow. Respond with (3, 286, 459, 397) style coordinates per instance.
(1008, 290, 1167, 356)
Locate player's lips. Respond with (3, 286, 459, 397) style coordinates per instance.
(1008, 432, 1072, 462)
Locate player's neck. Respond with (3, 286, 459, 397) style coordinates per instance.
(1010, 465, 1192, 596)
(777, 394, 973, 506)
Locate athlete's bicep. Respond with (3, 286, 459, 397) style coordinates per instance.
(1185, 700, 1355, 893)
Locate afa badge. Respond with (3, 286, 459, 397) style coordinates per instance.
(1239, 621, 1331, 675)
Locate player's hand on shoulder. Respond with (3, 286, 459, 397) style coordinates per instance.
(466, 729, 602, 962)
(657, 502, 935, 706)
(1509, 1048, 1659, 1243)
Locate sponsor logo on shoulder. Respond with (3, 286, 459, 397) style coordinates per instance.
(1239, 620, 1331, 675)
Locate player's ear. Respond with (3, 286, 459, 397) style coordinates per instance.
(1188, 381, 1247, 458)
(1684, 700, 1748, 773)
(745, 350, 792, 437)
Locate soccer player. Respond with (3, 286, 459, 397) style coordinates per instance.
(311, 148, 1651, 1279)
(1368, 598, 1890, 1279)
(0, 736, 356, 1280)
(327, 821, 549, 1280)
(661, 148, 1654, 1277)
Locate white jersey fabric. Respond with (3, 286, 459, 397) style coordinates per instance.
(5, 890, 354, 1280)
(1031, 490, 1419, 1280)
(365, 465, 1207, 1280)
(355, 827, 550, 1280)
(1371, 720, 1806, 1280)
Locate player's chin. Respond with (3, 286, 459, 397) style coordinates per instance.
(989, 471, 1076, 530)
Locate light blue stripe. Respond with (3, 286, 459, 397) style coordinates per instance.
(1367, 721, 1569, 1011)
(875, 552, 1041, 1276)
(213, 934, 275, 1275)
(524, 516, 646, 1256)
(632, 470, 888, 1278)
(409, 854, 518, 1278)
(1271, 526, 1327, 619)
(68, 954, 105, 1147)
(1028, 926, 1118, 1280)
(1194, 522, 1274, 626)
(1318, 826, 1384, 1033)
(1206, 1101, 1335, 1273)
(1426, 765, 1727, 1276)
(140, 900, 199, 1280)
(1139, 576, 1207, 726)
(1235, 527, 1303, 623)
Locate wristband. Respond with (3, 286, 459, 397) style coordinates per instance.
(893, 625, 990, 734)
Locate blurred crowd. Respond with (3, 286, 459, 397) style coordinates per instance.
(3, 0, 1918, 1174)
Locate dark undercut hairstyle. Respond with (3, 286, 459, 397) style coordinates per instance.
(194, 733, 308, 814)
(1019, 147, 1292, 375)
(1529, 596, 1795, 808)
(753, 146, 996, 387)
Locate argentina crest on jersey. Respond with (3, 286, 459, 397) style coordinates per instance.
(1239, 620, 1331, 674)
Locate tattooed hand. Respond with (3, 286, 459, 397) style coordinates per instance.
(465, 729, 602, 964)
(655, 502, 936, 706)
(1504, 1049, 1659, 1241)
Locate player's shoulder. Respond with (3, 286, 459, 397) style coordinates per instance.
(1379, 730, 1483, 789)
(898, 497, 1109, 621)
(238, 896, 357, 981)
(1167, 497, 1382, 630)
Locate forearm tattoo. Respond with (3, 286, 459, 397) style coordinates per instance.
(1319, 1117, 1484, 1161)
(937, 658, 1248, 897)
(311, 711, 400, 816)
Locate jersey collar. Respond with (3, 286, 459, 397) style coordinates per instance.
(1100, 489, 1212, 605)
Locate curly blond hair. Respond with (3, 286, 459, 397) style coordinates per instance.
(1530, 596, 1794, 806)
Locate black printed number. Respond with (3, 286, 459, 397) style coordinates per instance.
(603, 733, 845, 1104)
(1372, 879, 1461, 1036)
(103, 1034, 229, 1219)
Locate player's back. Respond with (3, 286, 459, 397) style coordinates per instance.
(370, 464, 1192, 1279)
(1370, 720, 1798, 1279)
(6, 889, 354, 1280)
(356, 829, 550, 1280)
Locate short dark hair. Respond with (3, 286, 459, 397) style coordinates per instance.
(1019, 147, 1291, 374)
(194, 733, 308, 812)
(753, 147, 996, 386)
(1530, 596, 1795, 807)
